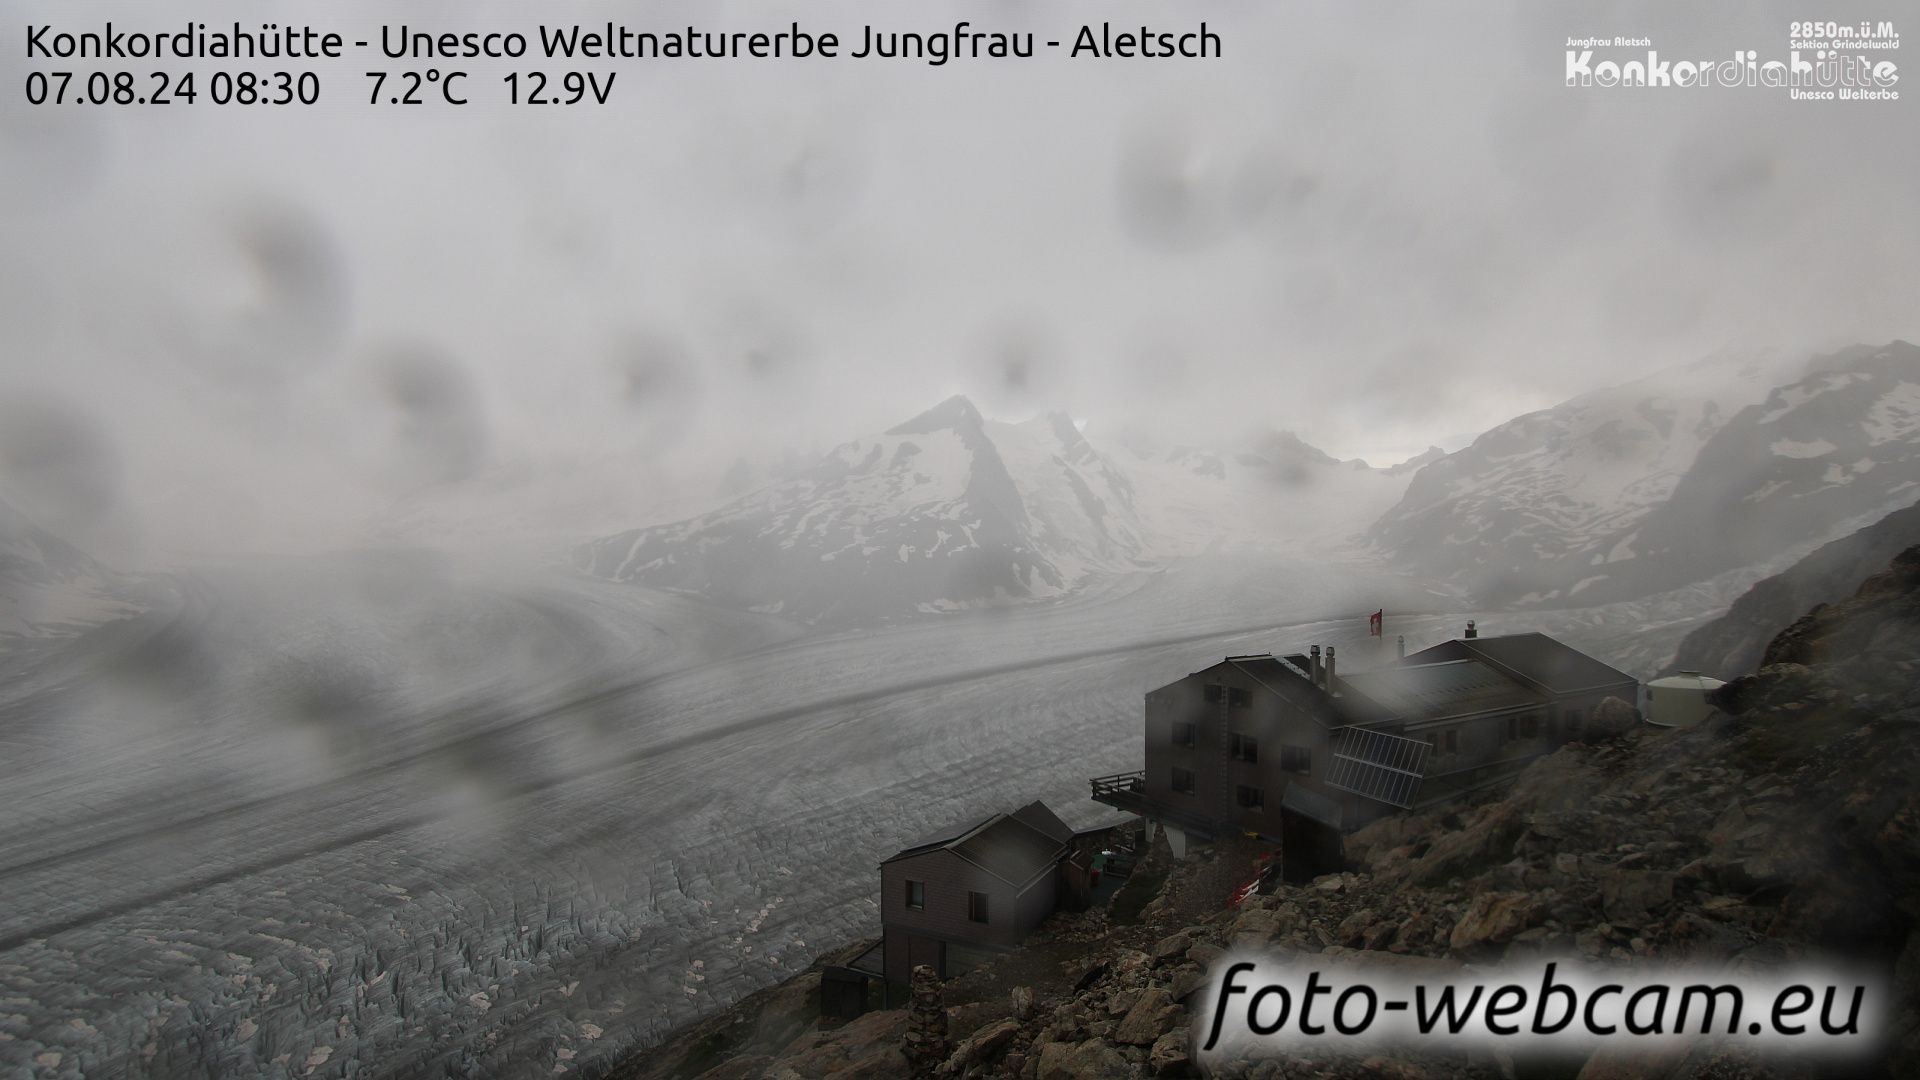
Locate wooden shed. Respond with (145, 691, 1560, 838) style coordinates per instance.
(878, 800, 1073, 985)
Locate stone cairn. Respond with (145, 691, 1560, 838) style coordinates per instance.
(901, 963, 949, 1075)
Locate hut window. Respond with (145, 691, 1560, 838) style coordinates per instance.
(967, 891, 989, 923)
(1172, 721, 1196, 748)
(1236, 785, 1264, 810)
(1230, 733, 1258, 762)
(1281, 745, 1311, 774)
(905, 880, 924, 911)
(1171, 766, 1196, 795)
(1228, 687, 1252, 708)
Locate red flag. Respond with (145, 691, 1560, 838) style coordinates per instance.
(1368, 609, 1383, 636)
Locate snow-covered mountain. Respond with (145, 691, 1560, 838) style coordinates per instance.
(1608, 340, 1920, 602)
(1121, 428, 1423, 556)
(577, 341, 1920, 623)
(0, 498, 142, 639)
(574, 396, 1149, 624)
(1371, 342, 1920, 606)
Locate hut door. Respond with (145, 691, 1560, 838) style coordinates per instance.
(907, 934, 946, 979)
(1281, 809, 1345, 883)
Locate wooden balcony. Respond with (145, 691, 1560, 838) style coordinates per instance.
(1089, 770, 1216, 840)
(1090, 770, 1145, 800)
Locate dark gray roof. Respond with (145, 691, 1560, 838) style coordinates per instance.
(1407, 633, 1637, 696)
(1222, 654, 1400, 726)
(952, 815, 1069, 887)
(1339, 658, 1544, 720)
(1221, 655, 1321, 710)
(893, 812, 997, 856)
(883, 801, 1072, 887)
(1009, 800, 1073, 845)
(1172, 653, 1397, 726)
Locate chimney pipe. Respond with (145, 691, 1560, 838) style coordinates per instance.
(1396, 635, 1405, 661)
(1465, 620, 1478, 640)
(1325, 646, 1337, 692)
(1309, 645, 1321, 687)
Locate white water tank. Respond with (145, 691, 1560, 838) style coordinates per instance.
(1645, 672, 1726, 728)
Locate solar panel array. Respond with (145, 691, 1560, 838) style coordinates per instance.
(1324, 726, 1432, 808)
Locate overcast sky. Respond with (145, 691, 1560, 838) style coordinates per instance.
(1, 0, 1915, 560)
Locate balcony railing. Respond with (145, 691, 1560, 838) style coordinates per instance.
(1090, 770, 1146, 799)
(1088, 770, 1217, 839)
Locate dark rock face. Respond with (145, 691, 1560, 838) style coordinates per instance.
(1665, 499, 1920, 679)
(1626, 345, 1920, 603)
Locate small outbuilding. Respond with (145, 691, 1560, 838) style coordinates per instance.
(1644, 672, 1726, 728)
(877, 800, 1074, 985)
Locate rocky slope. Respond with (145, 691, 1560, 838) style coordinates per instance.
(1662, 497, 1920, 679)
(619, 542, 1920, 1079)
(1369, 349, 1799, 604)
(0, 496, 142, 640)
(1611, 341, 1920, 605)
(1372, 341, 1920, 608)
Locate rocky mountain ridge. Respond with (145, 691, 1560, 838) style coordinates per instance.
(1662, 497, 1920, 679)
(0, 496, 144, 640)
(1372, 341, 1920, 608)
(578, 342, 1920, 627)
(573, 396, 1129, 624)
(574, 397, 1416, 624)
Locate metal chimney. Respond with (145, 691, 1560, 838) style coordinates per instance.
(1309, 645, 1321, 687)
(1325, 646, 1337, 692)
(1396, 635, 1406, 661)
(1465, 620, 1478, 639)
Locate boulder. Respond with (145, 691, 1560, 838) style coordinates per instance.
(1166, 963, 1207, 1004)
(1583, 695, 1642, 742)
(1186, 942, 1225, 969)
(1114, 988, 1179, 1046)
(1229, 906, 1280, 943)
(1148, 1029, 1192, 1076)
(935, 1019, 1020, 1076)
(1336, 909, 1375, 947)
(1035, 1038, 1133, 1080)
(1152, 931, 1194, 964)
(1448, 891, 1542, 953)
(1600, 868, 1675, 923)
